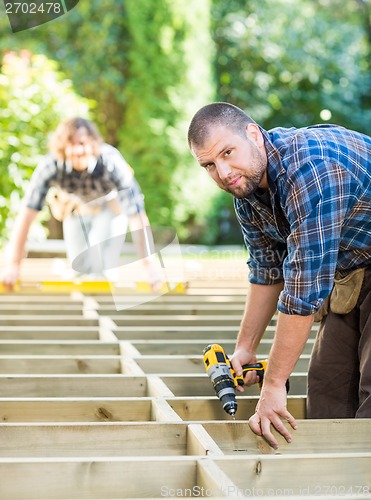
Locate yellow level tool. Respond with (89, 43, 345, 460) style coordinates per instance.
(0, 280, 188, 294)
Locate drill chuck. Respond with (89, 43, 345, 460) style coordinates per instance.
(206, 363, 238, 416)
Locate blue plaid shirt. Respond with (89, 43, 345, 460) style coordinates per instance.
(234, 124, 371, 316)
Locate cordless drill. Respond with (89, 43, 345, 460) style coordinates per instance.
(203, 343, 289, 418)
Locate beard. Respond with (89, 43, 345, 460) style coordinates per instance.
(224, 171, 265, 198)
(222, 150, 267, 199)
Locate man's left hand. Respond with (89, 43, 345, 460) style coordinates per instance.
(248, 383, 298, 449)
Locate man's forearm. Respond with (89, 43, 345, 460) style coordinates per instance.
(236, 282, 284, 353)
(264, 312, 314, 386)
(128, 212, 155, 262)
(6, 207, 38, 265)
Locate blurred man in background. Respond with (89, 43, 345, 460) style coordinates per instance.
(2, 117, 161, 289)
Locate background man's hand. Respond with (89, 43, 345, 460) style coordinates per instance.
(248, 383, 297, 449)
(1, 262, 20, 292)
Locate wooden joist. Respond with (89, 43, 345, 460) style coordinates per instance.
(0, 375, 148, 397)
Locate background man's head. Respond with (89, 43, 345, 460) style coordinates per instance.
(49, 117, 103, 170)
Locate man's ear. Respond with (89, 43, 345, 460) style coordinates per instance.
(245, 123, 264, 147)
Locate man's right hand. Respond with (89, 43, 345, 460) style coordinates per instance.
(230, 348, 261, 391)
(1, 263, 20, 291)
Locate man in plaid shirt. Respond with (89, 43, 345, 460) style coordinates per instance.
(188, 102, 371, 449)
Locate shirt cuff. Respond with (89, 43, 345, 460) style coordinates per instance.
(248, 265, 284, 286)
(277, 289, 323, 316)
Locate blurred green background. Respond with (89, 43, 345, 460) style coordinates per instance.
(0, 0, 370, 246)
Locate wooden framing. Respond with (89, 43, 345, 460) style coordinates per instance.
(0, 398, 154, 422)
(1, 257, 370, 499)
(156, 374, 308, 397)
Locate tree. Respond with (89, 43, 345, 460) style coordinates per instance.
(212, 0, 371, 133)
(120, 0, 216, 236)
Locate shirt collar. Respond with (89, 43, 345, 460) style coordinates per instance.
(64, 156, 97, 174)
(259, 126, 286, 193)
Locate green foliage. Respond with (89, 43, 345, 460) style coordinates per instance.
(0, 51, 91, 243)
(26, 0, 131, 144)
(1, 0, 369, 245)
(2, 0, 216, 239)
(120, 0, 215, 236)
(212, 0, 371, 133)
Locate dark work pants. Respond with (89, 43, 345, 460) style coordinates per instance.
(307, 267, 371, 418)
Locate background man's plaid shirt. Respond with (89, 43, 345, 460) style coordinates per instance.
(24, 144, 144, 216)
(234, 124, 371, 316)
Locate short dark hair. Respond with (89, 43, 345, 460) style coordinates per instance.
(188, 102, 255, 149)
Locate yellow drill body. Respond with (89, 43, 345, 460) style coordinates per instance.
(203, 343, 267, 418)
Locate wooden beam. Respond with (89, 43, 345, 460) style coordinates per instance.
(98, 304, 246, 316)
(0, 356, 122, 374)
(0, 341, 120, 355)
(129, 339, 315, 356)
(113, 315, 247, 327)
(113, 326, 318, 341)
(0, 422, 189, 457)
(0, 327, 101, 341)
(151, 399, 183, 422)
(95, 294, 247, 305)
(0, 316, 99, 327)
(0, 375, 147, 397)
(0, 457, 198, 499)
(197, 459, 240, 497)
(158, 374, 307, 397)
(203, 419, 371, 455)
(0, 398, 153, 422)
(214, 454, 371, 495)
(0, 305, 84, 315)
(167, 397, 306, 421)
(187, 424, 224, 456)
(133, 355, 310, 374)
